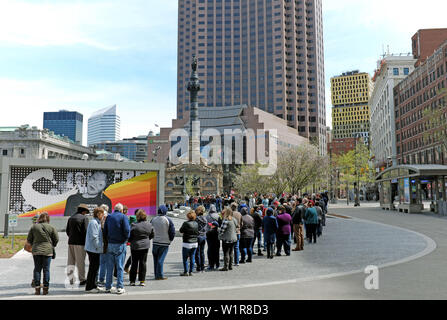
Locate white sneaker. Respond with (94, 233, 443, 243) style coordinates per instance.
(107, 286, 116, 294)
(116, 288, 125, 295)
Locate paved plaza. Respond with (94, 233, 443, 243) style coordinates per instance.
(1, 202, 445, 300)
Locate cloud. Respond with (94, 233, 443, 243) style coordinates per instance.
(0, 0, 178, 51)
(324, 0, 446, 33)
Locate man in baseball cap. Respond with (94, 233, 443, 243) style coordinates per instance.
(66, 204, 90, 286)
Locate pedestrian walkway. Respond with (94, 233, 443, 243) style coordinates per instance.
(0, 215, 433, 299)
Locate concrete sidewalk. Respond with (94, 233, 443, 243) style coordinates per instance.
(0, 213, 433, 300)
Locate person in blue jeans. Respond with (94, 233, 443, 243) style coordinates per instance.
(103, 203, 130, 294)
(231, 203, 242, 266)
(194, 206, 207, 272)
(151, 205, 176, 280)
(98, 254, 106, 284)
(27, 212, 59, 295)
(179, 210, 199, 276)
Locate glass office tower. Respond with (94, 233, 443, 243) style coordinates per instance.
(87, 105, 121, 146)
(43, 110, 83, 145)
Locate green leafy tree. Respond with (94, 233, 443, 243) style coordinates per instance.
(232, 144, 329, 196)
(334, 140, 374, 197)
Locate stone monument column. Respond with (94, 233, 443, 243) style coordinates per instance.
(187, 55, 201, 164)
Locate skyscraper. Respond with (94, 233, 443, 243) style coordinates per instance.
(87, 105, 121, 146)
(43, 110, 83, 145)
(331, 71, 372, 142)
(177, 0, 327, 154)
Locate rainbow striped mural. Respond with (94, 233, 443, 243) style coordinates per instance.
(18, 172, 158, 218)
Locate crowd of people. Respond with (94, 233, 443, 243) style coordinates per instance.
(26, 192, 329, 295)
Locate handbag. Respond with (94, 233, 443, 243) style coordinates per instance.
(41, 224, 56, 259)
(24, 241, 32, 253)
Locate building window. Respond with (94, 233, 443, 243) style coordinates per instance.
(2, 150, 7, 156)
(393, 68, 399, 76)
(404, 68, 409, 75)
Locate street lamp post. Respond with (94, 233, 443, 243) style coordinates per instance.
(354, 134, 360, 207)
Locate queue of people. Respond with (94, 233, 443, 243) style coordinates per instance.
(26, 192, 328, 295)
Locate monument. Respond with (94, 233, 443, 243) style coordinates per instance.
(164, 56, 223, 205)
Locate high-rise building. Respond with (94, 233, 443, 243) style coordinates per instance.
(94, 135, 148, 162)
(43, 110, 83, 145)
(370, 54, 416, 169)
(87, 105, 121, 146)
(331, 71, 373, 142)
(395, 39, 447, 166)
(177, 0, 327, 154)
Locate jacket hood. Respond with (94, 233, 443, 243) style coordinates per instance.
(158, 205, 168, 216)
(240, 207, 249, 216)
(209, 204, 217, 213)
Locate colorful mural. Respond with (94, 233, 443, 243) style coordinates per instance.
(9, 167, 158, 217)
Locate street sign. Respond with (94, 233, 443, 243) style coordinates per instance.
(8, 214, 18, 227)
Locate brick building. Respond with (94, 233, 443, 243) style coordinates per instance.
(412, 28, 447, 67)
(327, 137, 358, 157)
(395, 39, 447, 165)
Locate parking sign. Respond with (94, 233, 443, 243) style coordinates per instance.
(8, 214, 18, 227)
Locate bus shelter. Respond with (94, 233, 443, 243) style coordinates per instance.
(375, 165, 447, 214)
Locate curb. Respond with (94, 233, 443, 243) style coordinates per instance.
(10, 248, 32, 260)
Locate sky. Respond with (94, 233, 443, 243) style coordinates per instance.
(0, 0, 446, 146)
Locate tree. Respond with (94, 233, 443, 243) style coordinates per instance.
(232, 144, 329, 196)
(423, 87, 447, 161)
(334, 140, 375, 199)
(232, 163, 271, 195)
(278, 144, 329, 195)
